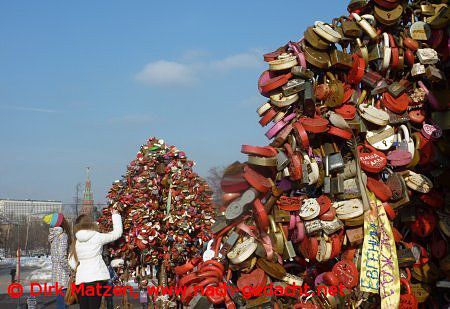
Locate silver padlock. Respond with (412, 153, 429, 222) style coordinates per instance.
(328, 152, 345, 173)
(282, 78, 307, 96)
(323, 156, 331, 194)
(276, 150, 290, 171)
(411, 63, 426, 76)
(322, 218, 344, 235)
(331, 174, 344, 194)
(305, 219, 322, 235)
(417, 48, 439, 65)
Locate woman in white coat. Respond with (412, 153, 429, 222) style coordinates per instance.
(68, 209, 122, 309)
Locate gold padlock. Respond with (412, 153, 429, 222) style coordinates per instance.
(268, 215, 284, 254)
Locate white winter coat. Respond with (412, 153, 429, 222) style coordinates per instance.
(68, 214, 122, 285)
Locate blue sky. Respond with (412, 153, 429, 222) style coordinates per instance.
(0, 1, 344, 204)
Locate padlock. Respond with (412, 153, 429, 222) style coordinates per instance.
(305, 219, 322, 235)
(330, 47, 353, 69)
(273, 206, 291, 223)
(417, 48, 439, 64)
(282, 78, 307, 97)
(352, 13, 378, 39)
(268, 215, 284, 254)
(303, 81, 317, 118)
(399, 278, 419, 309)
(279, 223, 297, 260)
(291, 66, 314, 80)
(425, 65, 444, 82)
(345, 226, 364, 246)
(331, 174, 344, 195)
(339, 16, 362, 38)
(323, 155, 331, 194)
(397, 243, 417, 267)
(427, 3, 450, 29)
(374, 4, 403, 26)
(410, 16, 431, 41)
(313, 21, 342, 43)
(304, 26, 332, 50)
(362, 70, 383, 89)
(411, 63, 426, 76)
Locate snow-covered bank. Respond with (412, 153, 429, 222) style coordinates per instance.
(0, 256, 51, 268)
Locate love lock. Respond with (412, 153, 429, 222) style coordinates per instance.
(366, 124, 395, 150)
(357, 143, 387, 173)
(324, 72, 345, 108)
(358, 98, 390, 126)
(399, 278, 419, 309)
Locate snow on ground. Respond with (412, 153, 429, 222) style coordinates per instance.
(0, 256, 51, 268)
(26, 261, 52, 282)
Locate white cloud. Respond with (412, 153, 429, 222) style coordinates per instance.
(209, 52, 262, 72)
(0, 105, 59, 113)
(134, 60, 197, 87)
(135, 50, 264, 88)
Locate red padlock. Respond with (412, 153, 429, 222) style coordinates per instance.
(357, 144, 387, 173)
(399, 278, 418, 309)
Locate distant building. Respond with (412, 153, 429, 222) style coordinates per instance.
(0, 199, 62, 223)
(80, 167, 94, 218)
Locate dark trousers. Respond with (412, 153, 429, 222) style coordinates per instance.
(105, 283, 114, 309)
(77, 281, 107, 309)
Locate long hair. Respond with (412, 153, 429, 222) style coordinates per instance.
(59, 218, 72, 256)
(69, 214, 99, 263)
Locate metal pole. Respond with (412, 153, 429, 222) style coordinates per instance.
(24, 217, 30, 255)
(16, 222, 20, 309)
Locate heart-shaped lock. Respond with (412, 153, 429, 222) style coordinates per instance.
(335, 104, 356, 120)
(366, 125, 395, 150)
(359, 98, 390, 126)
(357, 144, 387, 173)
(367, 176, 393, 202)
(332, 259, 359, 289)
(237, 268, 267, 291)
(253, 199, 270, 233)
(300, 198, 321, 220)
(332, 199, 364, 220)
(409, 109, 426, 124)
(382, 92, 411, 113)
(327, 111, 351, 130)
(387, 149, 412, 166)
(227, 237, 257, 264)
(384, 169, 404, 201)
(399, 278, 419, 309)
(422, 121, 443, 141)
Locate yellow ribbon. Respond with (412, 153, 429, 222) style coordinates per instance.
(359, 192, 380, 294)
(376, 199, 400, 308)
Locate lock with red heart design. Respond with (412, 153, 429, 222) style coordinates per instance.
(357, 143, 387, 173)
